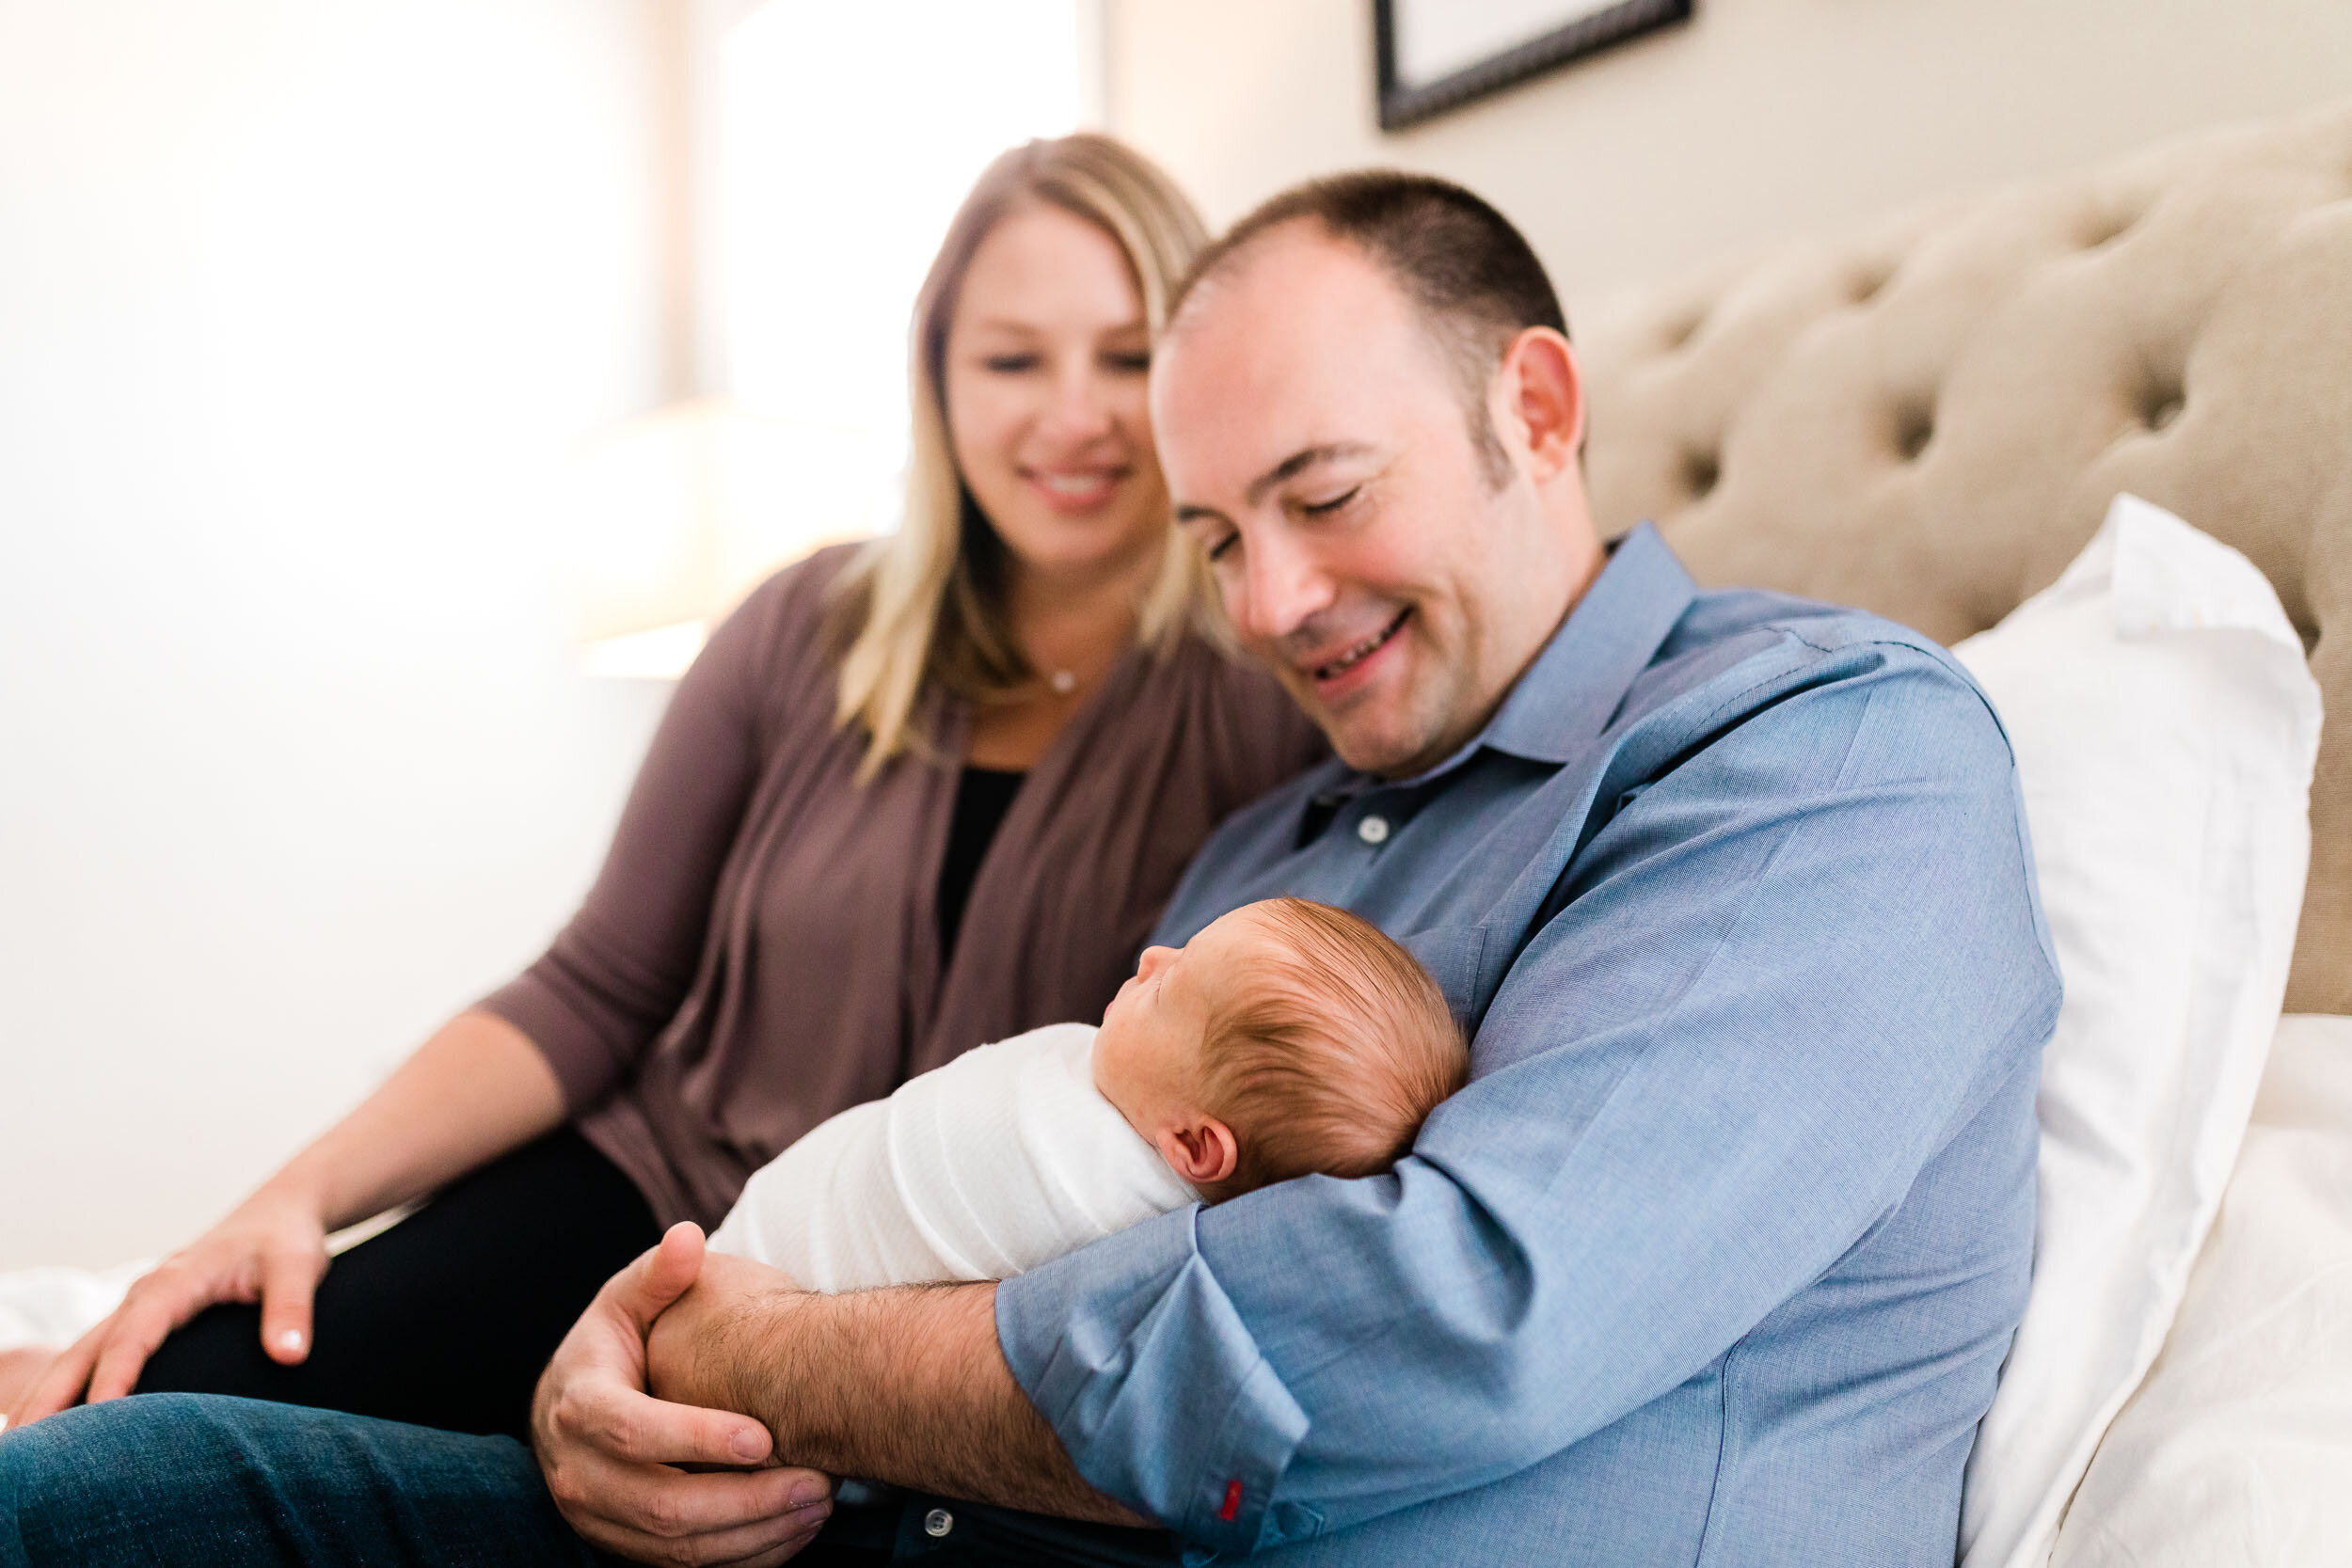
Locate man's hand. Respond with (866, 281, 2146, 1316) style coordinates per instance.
(532, 1224, 835, 1567)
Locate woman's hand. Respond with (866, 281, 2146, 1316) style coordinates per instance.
(7, 1180, 329, 1428)
(8, 1009, 568, 1433)
(0, 1344, 59, 1425)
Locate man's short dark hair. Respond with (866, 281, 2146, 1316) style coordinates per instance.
(1168, 171, 1568, 483)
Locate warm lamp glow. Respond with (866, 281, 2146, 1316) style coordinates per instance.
(564, 397, 889, 677)
(579, 619, 713, 681)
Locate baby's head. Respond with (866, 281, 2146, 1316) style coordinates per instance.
(1093, 897, 1467, 1202)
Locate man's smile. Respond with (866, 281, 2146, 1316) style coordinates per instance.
(1303, 606, 1412, 692)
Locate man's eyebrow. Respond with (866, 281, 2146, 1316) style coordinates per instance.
(1245, 442, 1377, 507)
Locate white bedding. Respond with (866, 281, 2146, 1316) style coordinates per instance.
(2051, 1013, 2352, 1566)
(0, 1259, 144, 1356)
(1953, 496, 2324, 1568)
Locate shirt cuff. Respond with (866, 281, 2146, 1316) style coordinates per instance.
(996, 1205, 1317, 1556)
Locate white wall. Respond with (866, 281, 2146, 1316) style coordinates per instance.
(1105, 0, 2352, 309)
(0, 0, 676, 1269)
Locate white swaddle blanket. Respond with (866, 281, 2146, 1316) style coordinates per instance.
(708, 1022, 1196, 1291)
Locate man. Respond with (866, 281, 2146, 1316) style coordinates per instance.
(0, 174, 2058, 1567)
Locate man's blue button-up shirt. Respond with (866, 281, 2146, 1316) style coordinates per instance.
(996, 524, 2060, 1566)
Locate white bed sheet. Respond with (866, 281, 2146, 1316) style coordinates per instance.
(0, 1260, 144, 1354)
(2052, 1013, 2352, 1566)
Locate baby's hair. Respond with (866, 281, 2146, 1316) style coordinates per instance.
(1195, 897, 1468, 1201)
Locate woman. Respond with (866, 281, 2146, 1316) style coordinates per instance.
(8, 135, 1325, 1440)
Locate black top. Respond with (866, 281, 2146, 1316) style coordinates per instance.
(936, 766, 1026, 962)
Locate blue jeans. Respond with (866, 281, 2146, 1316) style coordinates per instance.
(0, 1394, 596, 1567)
(0, 1394, 1180, 1567)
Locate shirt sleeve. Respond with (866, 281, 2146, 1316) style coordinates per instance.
(471, 563, 814, 1110)
(995, 642, 2063, 1554)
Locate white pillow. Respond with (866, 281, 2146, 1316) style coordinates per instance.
(2050, 1014, 2352, 1568)
(1952, 493, 2322, 1568)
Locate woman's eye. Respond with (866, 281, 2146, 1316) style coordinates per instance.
(1103, 350, 1151, 374)
(1299, 485, 1361, 517)
(1203, 532, 1239, 563)
(982, 354, 1041, 373)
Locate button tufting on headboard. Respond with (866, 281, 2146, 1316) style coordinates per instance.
(1892, 401, 1936, 462)
(1579, 99, 2352, 1013)
(2141, 386, 2185, 433)
(1681, 448, 1721, 500)
(1658, 307, 1708, 352)
(2076, 203, 2144, 251)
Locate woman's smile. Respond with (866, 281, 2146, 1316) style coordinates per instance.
(1023, 464, 1130, 515)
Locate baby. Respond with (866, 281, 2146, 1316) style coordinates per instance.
(710, 897, 1466, 1291)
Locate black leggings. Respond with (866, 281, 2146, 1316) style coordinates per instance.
(135, 1127, 660, 1441)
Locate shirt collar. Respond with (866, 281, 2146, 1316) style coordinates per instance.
(1441, 520, 1696, 771)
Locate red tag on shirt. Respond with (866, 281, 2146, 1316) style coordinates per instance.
(1219, 1480, 1243, 1522)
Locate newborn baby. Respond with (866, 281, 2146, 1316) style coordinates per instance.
(709, 897, 1465, 1291)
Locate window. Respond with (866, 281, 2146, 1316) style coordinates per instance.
(724, 0, 1092, 525)
(571, 2, 1095, 677)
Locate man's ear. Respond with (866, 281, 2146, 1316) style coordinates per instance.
(1497, 325, 1584, 482)
(1156, 1118, 1239, 1188)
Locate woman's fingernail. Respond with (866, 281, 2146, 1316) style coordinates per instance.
(789, 1480, 831, 1509)
(278, 1330, 303, 1354)
(730, 1427, 767, 1462)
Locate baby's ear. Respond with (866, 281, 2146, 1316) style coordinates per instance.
(1157, 1118, 1239, 1188)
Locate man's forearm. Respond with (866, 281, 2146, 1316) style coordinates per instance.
(675, 1277, 1151, 1528)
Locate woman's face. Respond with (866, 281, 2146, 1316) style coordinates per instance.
(942, 203, 1166, 592)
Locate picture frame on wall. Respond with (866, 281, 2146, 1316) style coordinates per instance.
(1374, 0, 1694, 132)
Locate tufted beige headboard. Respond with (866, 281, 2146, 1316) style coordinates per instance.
(1579, 99, 2352, 1016)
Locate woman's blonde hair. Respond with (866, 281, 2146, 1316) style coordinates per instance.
(828, 134, 1218, 780)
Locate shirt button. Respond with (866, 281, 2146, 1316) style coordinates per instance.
(924, 1508, 955, 1538)
(1357, 814, 1391, 845)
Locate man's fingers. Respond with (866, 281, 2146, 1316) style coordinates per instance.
(611, 1222, 708, 1333)
(632, 1489, 832, 1567)
(727, 1521, 834, 1568)
(561, 1379, 774, 1469)
(258, 1245, 323, 1365)
(550, 1449, 828, 1546)
(581, 1498, 831, 1568)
